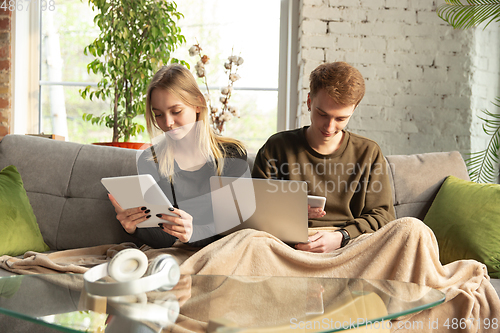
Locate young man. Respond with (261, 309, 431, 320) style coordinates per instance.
(252, 62, 395, 253)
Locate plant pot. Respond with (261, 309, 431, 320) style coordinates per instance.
(92, 142, 152, 150)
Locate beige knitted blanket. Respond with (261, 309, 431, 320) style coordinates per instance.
(1, 217, 499, 332)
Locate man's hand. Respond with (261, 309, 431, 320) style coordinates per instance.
(295, 231, 343, 253)
(308, 205, 326, 219)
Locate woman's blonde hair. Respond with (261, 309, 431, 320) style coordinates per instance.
(145, 64, 245, 181)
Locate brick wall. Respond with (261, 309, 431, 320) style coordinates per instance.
(297, 0, 497, 156)
(0, 8, 10, 139)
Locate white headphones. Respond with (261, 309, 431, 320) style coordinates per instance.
(83, 248, 181, 297)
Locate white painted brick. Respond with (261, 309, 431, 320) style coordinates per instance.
(345, 51, 385, 65)
(441, 96, 471, 110)
(301, 20, 328, 35)
(472, 56, 489, 71)
(303, 5, 342, 21)
(363, 93, 394, 106)
(327, 22, 353, 34)
(300, 34, 335, 48)
(403, 24, 439, 37)
(434, 54, 469, 68)
(446, 67, 469, 83)
(374, 67, 400, 81)
(335, 7, 366, 23)
(325, 51, 347, 63)
(409, 0, 437, 10)
(298, 0, 498, 157)
(416, 10, 446, 25)
(303, 0, 325, 6)
(385, 52, 435, 67)
(359, 22, 403, 37)
(337, 36, 360, 50)
(300, 113, 311, 126)
(408, 133, 436, 152)
(369, 9, 417, 24)
(328, 0, 360, 7)
(409, 37, 438, 52)
(357, 105, 382, 117)
(394, 94, 440, 108)
(352, 117, 400, 132)
(404, 106, 435, 122)
(303, 60, 324, 78)
(385, 0, 409, 9)
(401, 121, 419, 133)
(302, 48, 325, 61)
(357, 66, 377, 80)
(438, 39, 468, 54)
(397, 66, 424, 81)
(387, 37, 412, 52)
(409, 81, 439, 95)
(472, 84, 489, 100)
(361, 0, 386, 10)
(360, 37, 387, 51)
(379, 79, 411, 95)
(385, 107, 408, 121)
(433, 82, 459, 96)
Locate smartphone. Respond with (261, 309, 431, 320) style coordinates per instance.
(307, 195, 326, 210)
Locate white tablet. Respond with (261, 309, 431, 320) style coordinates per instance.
(101, 174, 176, 228)
(307, 195, 326, 210)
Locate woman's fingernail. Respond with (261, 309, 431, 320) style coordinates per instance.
(156, 214, 162, 218)
(141, 207, 147, 211)
(168, 207, 174, 211)
(146, 215, 151, 219)
(144, 209, 151, 214)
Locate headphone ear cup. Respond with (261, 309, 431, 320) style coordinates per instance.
(147, 254, 181, 291)
(108, 248, 148, 282)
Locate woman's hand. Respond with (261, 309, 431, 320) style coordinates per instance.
(157, 207, 193, 243)
(108, 193, 151, 234)
(295, 231, 342, 253)
(308, 205, 326, 219)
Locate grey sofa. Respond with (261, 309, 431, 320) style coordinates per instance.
(0, 134, 499, 331)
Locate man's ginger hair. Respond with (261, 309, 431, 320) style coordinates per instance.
(309, 62, 365, 107)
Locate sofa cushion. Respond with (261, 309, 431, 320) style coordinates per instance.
(0, 135, 140, 250)
(423, 175, 500, 278)
(386, 151, 470, 220)
(0, 165, 50, 256)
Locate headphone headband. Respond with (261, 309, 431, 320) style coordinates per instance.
(83, 249, 180, 297)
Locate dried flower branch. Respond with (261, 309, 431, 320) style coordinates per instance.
(190, 43, 243, 134)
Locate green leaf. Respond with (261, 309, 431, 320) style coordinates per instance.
(466, 96, 500, 183)
(437, 0, 500, 30)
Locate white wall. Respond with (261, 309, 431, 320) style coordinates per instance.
(296, 0, 499, 157)
(470, 24, 500, 153)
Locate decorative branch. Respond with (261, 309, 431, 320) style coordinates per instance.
(189, 43, 244, 134)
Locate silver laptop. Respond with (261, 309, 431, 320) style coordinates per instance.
(209, 176, 309, 244)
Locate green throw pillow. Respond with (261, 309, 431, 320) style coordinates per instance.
(0, 165, 50, 256)
(423, 175, 500, 278)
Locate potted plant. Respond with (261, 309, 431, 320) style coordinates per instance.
(80, 0, 187, 148)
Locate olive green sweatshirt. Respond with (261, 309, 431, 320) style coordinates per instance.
(252, 127, 395, 239)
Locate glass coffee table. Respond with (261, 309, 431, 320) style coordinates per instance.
(0, 274, 444, 333)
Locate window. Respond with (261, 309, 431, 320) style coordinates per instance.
(14, 0, 298, 153)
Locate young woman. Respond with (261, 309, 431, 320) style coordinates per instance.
(109, 64, 248, 248)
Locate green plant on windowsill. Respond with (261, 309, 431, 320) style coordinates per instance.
(79, 0, 187, 143)
(437, 0, 500, 183)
